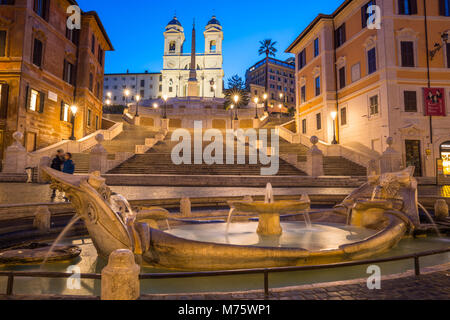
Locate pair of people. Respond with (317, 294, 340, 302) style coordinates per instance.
(51, 149, 75, 174)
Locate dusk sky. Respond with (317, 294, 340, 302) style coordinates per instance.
(77, 0, 339, 81)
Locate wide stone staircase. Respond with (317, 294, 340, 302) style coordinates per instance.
(108, 136, 307, 176)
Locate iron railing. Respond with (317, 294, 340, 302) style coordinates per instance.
(0, 247, 449, 298)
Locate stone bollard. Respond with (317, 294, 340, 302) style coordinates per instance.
(434, 199, 449, 221)
(2, 132, 27, 174)
(89, 134, 108, 173)
(33, 206, 51, 232)
(306, 136, 324, 176)
(379, 137, 402, 174)
(101, 249, 140, 300)
(180, 197, 191, 217)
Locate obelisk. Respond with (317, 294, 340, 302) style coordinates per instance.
(187, 19, 199, 97)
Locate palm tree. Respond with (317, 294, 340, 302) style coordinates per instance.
(258, 39, 277, 110)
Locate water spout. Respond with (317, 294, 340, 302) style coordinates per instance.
(418, 202, 442, 237)
(41, 214, 81, 266)
(226, 208, 235, 233)
(265, 183, 274, 204)
(303, 211, 312, 229)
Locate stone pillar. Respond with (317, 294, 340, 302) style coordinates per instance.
(89, 134, 108, 174)
(2, 132, 27, 174)
(180, 197, 191, 217)
(37, 156, 52, 184)
(379, 137, 402, 174)
(161, 118, 170, 131)
(306, 136, 324, 176)
(33, 206, 51, 232)
(434, 199, 449, 221)
(232, 119, 240, 130)
(101, 249, 140, 300)
(133, 116, 141, 126)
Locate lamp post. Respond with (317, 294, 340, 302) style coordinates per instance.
(162, 94, 168, 119)
(254, 97, 259, 119)
(430, 32, 449, 60)
(233, 95, 239, 120)
(124, 89, 130, 107)
(135, 95, 141, 117)
(213, 84, 217, 99)
(69, 105, 78, 141)
(230, 104, 234, 129)
(278, 103, 282, 119)
(331, 111, 338, 145)
(263, 93, 268, 112)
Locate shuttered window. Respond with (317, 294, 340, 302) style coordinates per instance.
(33, 38, 43, 67)
(335, 24, 346, 47)
(398, 0, 417, 15)
(33, 0, 50, 21)
(339, 67, 346, 89)
(0, 30, 6, 57)
(404, 91, 417, 112)
(0, 83, 9, 119)
(368, 48, 377, 74)
(401, 41, 415, 67)
(439, 0, 450, 16)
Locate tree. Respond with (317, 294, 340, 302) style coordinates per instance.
(223, 74, 250, 110)
(258, 39, 277, 110)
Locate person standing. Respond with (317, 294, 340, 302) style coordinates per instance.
(50, 149, 65, 201)
(62, 153, 75, 174)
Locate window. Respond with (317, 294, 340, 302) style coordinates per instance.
(89, 73, 93, 91)
(60, 102, 70, 122)
(169, 41, 176, 52)
(302, 119, 307, 134)
(300, 85, 306, 103)
(66, 28, 79, 46)
(140, 80, 145, 87)
(401, 41, 415, 67)
(98, 46, 103, 65)
(439, 0, 450, 16)
(27, 88, 45, 113)
(32, 38, 43, 67)
(339, 67, 346, 89)
(96, 82, 101, 99)
(91, 35, 95, 54)
(404, 91, 417, 112)
(315, 76, 321, 96)
(297, 49, 306, 70)
(63, 60, 75, 85)
(398, 0, 418, 15)
(351, 63, 361, 82)
(367, 48, 377, 74)
(33, 0, 50, 21)
(314, 38, 319, 57)
(0, 0, 15, 4)
(87, 109, 92, 127)
(95, 115, 99, 130)
(341, 107, 347, 126)
(362, 0, 376, 28)
(210, 40, 217, 53)
(316, 113, 322, 130)
(447, 43, 450, 68)
(0, 83, 9, 119)
(0, 30, 6, 57)
(335, 24, 346, 48)
(369, 95, 379, 116)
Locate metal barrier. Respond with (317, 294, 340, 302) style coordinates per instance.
(1, 247, 449, 298)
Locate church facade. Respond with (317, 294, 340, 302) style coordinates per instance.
(161, 16, 224, 98)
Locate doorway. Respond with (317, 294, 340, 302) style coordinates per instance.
(25, 132, 37, 152)
(405, 140, 422, 177)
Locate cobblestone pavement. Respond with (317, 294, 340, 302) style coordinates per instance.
(0, 182, 448, 206)
(141, 268, 450, 300)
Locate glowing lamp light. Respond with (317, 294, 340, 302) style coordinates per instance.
(331, 111, 337, 120)
(163, 94, 168, 102)
(263, 93, 268, 100)
(233, 95, 239, 104)
(254, 97, 259, 104)
(70, 105, 78, 115)
(136, 95, 141, 102)
(153, 103, 159, 109)
(124, 89, 130, 97)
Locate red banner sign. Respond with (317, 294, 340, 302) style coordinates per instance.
(423, 88, 446, 116)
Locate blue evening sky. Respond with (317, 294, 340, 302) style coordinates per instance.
(77, 0, 339, 80)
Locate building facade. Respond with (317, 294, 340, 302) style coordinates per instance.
(104, 72, 162, 104)
(0, 0, 112, 162)
(161, 16, 224, 99)
(287, 0, 450, 179)
(245, 57, 296, 112)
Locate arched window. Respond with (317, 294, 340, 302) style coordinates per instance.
(210, 40, 217, 53)
(169, 41, 176, 52)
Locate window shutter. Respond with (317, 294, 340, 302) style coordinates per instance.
(362, 5, 367, 28)
(342, 24, 346, 43)
(0, 83, 9, 119)
(44, 0, 50, 21)
(398, 0, 405, 14)
(60, 101, 65, 120)
(0, 30, 6, 57)
(63, 59, 67, 82)
(439, 0, 446, 15)
(447, 43, 450, 68)
(33, 0, 39, 12)
(39, 91, 45, 113)
(25, 85, 30, 110)
(410, 0, 418, 14)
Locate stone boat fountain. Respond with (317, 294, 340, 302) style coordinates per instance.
(32, 164, 423, 271)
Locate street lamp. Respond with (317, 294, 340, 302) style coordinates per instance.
(263, 93, 268, 112)
(153, 103, 159, 109)
(213, 84, 217, 98)
(331, 111, 338, 145)
(106, 91, 112, 99)
(69, 105, 78, 141)
(279, 93, 283, 102)
(430, 32, 449, 60)
(135, 95, 141, 117)
(230, 104, 234, 129)
(278, 103, 282, 119)
(233, 95, 239, 120)
(254, 97, 259, 119)
(124, 89, 130, 107)
(162, 94, 168, 119)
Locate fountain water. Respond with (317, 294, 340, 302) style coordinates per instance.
(265, 183, 274, 204)
(41, 214, 82, 266)
(417, 202, 442, 237)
